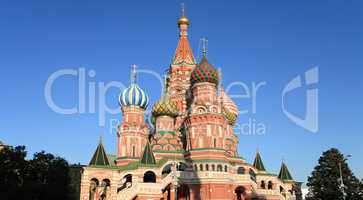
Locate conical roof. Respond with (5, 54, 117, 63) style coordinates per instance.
(253, 151, 266, 172)
(89, 141, 110, 166)
(140, 141, 156, 165)
(278, 161, 294, 181)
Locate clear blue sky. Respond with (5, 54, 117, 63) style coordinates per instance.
(1, 0, 362, 185)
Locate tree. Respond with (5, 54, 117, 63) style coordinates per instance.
(306, 148, 363, 200)
(0, 146, 71, 200)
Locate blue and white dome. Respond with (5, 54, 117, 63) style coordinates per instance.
(119, 84, 149, 109)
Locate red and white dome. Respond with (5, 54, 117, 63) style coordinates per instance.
(221, 88, 238, 116)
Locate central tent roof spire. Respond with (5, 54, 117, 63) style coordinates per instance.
(172, 4, 195, 66)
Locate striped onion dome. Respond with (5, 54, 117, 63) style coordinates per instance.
(152, 95, 179, 118)
(191, 55, 219, 85)
(119, 84, 149, 110)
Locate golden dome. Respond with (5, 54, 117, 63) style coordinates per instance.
(223, 108, 237, 125)
(152, 95, 179, 118)
(178, 16, 189, 26)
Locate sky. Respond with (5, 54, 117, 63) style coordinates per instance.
(0, 0, 362, 185)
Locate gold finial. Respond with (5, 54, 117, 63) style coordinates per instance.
(178, 3, 189, 26)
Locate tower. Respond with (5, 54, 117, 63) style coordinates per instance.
(151, 76, 183, 160)
(167, 9, 196, 129)
(116, 65, 150, 166)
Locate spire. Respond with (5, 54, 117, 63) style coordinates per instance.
(253, 151, 266, 172)
(173, 4, 195, 66)
(89, 139, 110, 166)
(278, 161, 294, 181)
(140, 141, 156, 165)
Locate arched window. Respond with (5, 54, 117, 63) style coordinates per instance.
(237, 167, 245, 174)
(224, 165, 228, 172)
(212, 164, 215, 171)
(143, 171, 156, 183)
(199, 164, 203, 171)
(162, 164, 172, 176)
(206, 164, 209, 171)
(213, 138, 217, 148)
(217, 165, 223, 172)
(194, 164, 198, 171)
(268, 181, 273, 190)
(89, 178, 99, 200)
(235, 186, 246, 200)
(261, 180, 266, 189)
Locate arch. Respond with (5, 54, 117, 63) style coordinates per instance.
(205, 164, 209, 171)
(194, 164, 198, 171)
(162, 164, 172, 176)
(224, 165, 228, 172)
(143, 171, 156, 183)
(177, 162, 188, 171)
(249, 169, 256, 182)
(268, 181, 273, 190)
(235, 186, 246, 200)
(217, 164, 223, 172)
(101, 179, 110, 187)
(89, 178, 99, 200)
(280, 186, 284, 193)
(199, 164, 204, 171)
(237, 166, 245, 174)
(261, 180, 266, 189)
(212, 164, 215, 171)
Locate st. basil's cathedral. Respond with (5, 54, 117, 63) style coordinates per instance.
(79, 11, 301, 200)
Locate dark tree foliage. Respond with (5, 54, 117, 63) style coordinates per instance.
(306, 148, 363, 200)
(0, 146, 71, 200)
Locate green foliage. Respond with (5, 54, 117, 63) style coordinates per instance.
(306, 148, 363, 200)
(0, 146, 71, 200)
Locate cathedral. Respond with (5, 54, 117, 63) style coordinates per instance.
(79, 11, 300, 200)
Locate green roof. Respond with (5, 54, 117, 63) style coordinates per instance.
(140, 141, 156, 165)
(278, 162, 293, 181)
(253, 152, 266, 171)
(89, 142, 110, 166)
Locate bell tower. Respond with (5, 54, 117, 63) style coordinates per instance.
(116, 65, 150, 166)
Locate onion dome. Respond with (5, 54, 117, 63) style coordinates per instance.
(178, 15, 189, 26)
(221, 89, 238, 116)
(221, 88, 238, 125)
(223, 108, 237, 125)
(191, 56, 219, 85)
(119, 84, 149, 110)
(152, 95, 179, 118)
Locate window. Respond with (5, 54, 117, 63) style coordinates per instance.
(217, 165, 223, 172)
(261, 181, 266, 189)
(237, 167, 245, 174)
(206, 164, 209, 171)
(213, 138, 217, 148)
(212, 164, 215, 171)
(268, 181, 273, 190)
(199, 164, 203, 171)
(224, 165, 228, 172)
(143, 171, 156, 183)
